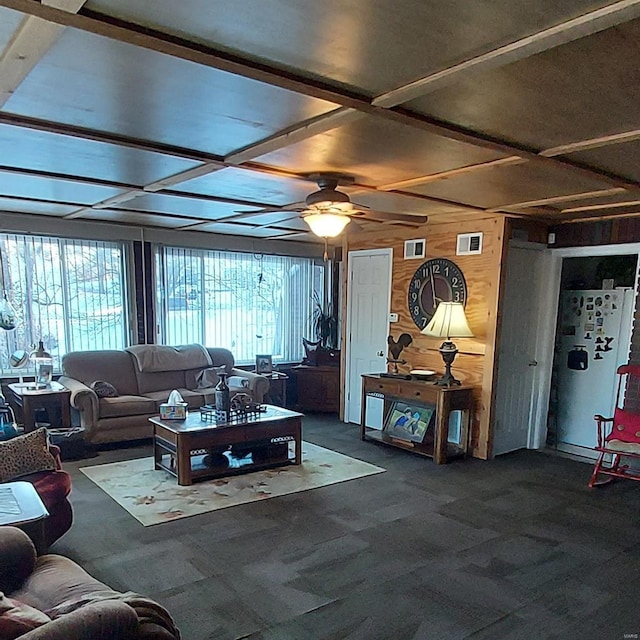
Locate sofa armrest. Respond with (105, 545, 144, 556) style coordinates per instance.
(58, 377, 98, 433)
(229, 369, 270, 403)
(20, 600, 138, 640)
(0, 527, 37, 593)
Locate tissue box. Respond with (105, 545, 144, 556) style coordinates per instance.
(159, 402, 188, 420)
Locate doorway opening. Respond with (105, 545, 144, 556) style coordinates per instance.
(547, 254, 638, 460)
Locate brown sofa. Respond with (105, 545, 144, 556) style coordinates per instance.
(0, 526, 180, 639)
(58, 344, 269, 445)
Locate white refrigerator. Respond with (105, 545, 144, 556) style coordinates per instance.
(555, 288, 634, 455)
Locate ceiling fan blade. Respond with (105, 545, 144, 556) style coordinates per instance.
(234, 201, 306, 214)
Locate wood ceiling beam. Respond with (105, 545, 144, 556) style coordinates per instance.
(225, 107, 363, 165)
(562, 199, 640, 213)
(0, 112, 226, 164)
(0, 0, 86, 107)
(0, 0, 364, 108)
(143, 163, 225, 192)
(373, 0, 640, 107)
(3, 0, 640, 210)
(377, 156, 526, 191)
(540, 128, 640, 157)
(488, 187, 628, 212)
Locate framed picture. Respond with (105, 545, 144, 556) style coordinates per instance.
(255, 354, 273, 375)
(383, 401, 435, 443)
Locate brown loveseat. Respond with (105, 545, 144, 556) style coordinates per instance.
(0, 526, 180, 639)
(58, 344, 269, 445)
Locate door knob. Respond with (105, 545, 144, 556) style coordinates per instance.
(376, 350, 384, 357)
(528, 360, 538, 366)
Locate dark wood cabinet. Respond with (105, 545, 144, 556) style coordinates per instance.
(293, 365, 340, 413)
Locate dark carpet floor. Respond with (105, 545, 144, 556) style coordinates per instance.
(53, 414, 640, 640)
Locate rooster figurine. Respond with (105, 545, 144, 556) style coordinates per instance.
(381, 333, 413, 378)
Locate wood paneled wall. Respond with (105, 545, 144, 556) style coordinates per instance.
(344, 214, 507, 459)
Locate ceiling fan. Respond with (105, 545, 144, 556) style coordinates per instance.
(236, 173, 428, 241)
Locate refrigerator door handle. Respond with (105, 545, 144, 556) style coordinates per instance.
(528, 360, 538, 367)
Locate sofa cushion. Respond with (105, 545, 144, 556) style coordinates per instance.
(62, 350, 139, 396)
(144, 389, 205, 409)
(90, 380, 119, 398)
(135, 369, 186, 395)
(195, 367, 222, 389)
(0, 428, 56, 482)
(0, 593, 50, 638)
(98, 395, 157, 419)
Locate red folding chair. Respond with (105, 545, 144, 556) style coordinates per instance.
(589, 363, 640, 488)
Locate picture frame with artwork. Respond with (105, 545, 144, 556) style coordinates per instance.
(255, 354, 273, 375)
(383, 400, 435, 443)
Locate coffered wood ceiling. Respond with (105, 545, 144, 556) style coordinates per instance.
(1, 0, 640, 248)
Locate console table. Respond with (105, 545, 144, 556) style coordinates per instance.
(360, 374, 473, 464)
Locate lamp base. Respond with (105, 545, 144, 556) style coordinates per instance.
(434, 340, 461, 387)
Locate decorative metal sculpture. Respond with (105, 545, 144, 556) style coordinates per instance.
(381, 333, 413, 379)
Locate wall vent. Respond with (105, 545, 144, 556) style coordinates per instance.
(404, 238, 426, 259)
(456, 232, 483, 255)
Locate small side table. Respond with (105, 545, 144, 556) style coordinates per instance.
(263, 372, 289, 407)
(0, 481, 49, 552)
(7, 381, 71, 433)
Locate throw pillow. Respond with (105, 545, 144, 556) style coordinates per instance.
(90, 380, 119, 398)
(196, 367, 224, 389)
(0, 428, 56, 482)
(0, 593, 51, 639)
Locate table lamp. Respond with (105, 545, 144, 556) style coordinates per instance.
(30, 340, 53, 389)
(421, 302, 473, 386)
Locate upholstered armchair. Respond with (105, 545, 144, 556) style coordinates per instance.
(0, 526, 181, 639)
(0, 428, 72, 552)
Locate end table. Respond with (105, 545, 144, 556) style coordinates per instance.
(7, 382, 71, 433)
(263, 372, 289, 407)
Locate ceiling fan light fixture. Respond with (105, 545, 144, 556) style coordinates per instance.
(304, 212, 351, 237)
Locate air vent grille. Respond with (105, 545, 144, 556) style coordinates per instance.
(404, 239, 426, 259)
(457, 232, 483, 255)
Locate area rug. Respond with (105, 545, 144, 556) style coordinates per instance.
(80, 442, 385, 526)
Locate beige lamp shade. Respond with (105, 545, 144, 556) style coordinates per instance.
(421, 302, 473, 339)
(303, 212, 351, 238)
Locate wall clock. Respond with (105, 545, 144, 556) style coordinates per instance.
(408, 258, 467, 330)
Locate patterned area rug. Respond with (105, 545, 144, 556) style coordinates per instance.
(80, 442, 385, 526)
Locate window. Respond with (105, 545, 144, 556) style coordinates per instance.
(0, 234, 129, 375)
(155, 246, 324, 364)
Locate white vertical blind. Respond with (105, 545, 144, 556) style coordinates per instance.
(156, 246, 323, 364)
(0, 234, 128, 374)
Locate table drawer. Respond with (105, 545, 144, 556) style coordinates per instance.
(366, 378, 401, 395)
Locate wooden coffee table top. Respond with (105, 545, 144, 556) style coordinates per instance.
(149, 404, 303, 434)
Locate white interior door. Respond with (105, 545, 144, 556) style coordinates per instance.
(345, 249, 392, 425)
(493, 243, 550, 456)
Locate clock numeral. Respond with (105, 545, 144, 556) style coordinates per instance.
(451, 276, 458, 286)
(444, 266, 449, 276)
(432, 264, 441, 274)
(453, 291, 461, 302)
(420, 316, 428, 329)
(413, 305, 420, 316)
(410, 291, 417, 302)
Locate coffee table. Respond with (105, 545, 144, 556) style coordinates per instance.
(0, 481, 49, 552)
(149, 405, 303, 485)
